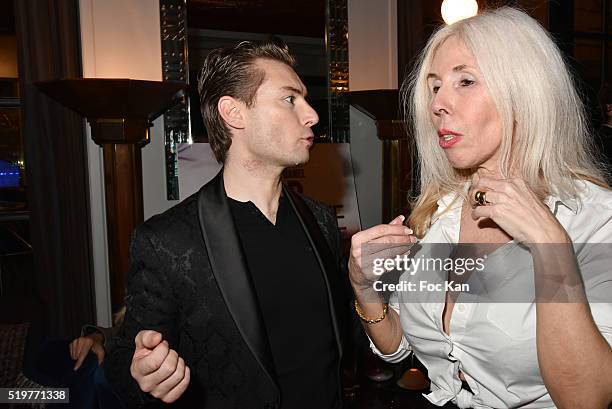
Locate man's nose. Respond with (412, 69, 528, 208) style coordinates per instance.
(302, 102, 319, 127)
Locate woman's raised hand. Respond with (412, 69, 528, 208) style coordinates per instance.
(348, 215, 417, 292)
(469, 174, 570, 245)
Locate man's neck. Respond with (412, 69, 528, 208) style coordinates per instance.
(223, 158, 284, 224)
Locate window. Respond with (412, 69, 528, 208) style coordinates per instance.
(0, 0, 25, 211)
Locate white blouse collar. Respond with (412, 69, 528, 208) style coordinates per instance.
(433, 183, 581, 220)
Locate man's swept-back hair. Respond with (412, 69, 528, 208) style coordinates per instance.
(197, 39, 296, 163)
(403, 7, 609, 237)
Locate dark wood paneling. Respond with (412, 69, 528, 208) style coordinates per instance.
(549, 0, 575, 57)
(14, 0, 94, 338)
(397, 0, 424, 86)
(102, 143, 144, 313)
(0, 0, 16, 35)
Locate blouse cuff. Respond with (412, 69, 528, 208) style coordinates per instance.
(368, 334, 411, 363)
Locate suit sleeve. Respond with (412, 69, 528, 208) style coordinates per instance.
(323, 205, 369, 352)
(104, 223, 180, 408)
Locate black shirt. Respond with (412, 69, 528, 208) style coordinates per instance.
(228, 195, 338, 409)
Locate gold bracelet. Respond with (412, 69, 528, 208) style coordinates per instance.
(354, 300, 388, 324)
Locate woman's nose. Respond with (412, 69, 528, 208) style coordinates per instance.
(431, 86, 452, 117)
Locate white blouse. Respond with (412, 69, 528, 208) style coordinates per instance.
(370, 180, 612, 409)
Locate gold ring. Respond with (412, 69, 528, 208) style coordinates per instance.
(474, 190, 487, 206)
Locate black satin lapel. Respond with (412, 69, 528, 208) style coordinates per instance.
(284, 187, 344, 358)
(197, 170, 277, 388)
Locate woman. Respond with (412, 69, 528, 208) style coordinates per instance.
(350, 7, 612, 409)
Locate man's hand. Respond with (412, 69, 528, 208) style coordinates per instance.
(130, 330, 191, 403)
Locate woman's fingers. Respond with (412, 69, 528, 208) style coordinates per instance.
(369, 234, 416, 245)
(351, 232, 415, 265)
(352, 224, 412, 247)
(471, 203, 496, 220)
(349, 216, 415, 288)
(389, 215, 405, 225)
(473, 175, 506, 192)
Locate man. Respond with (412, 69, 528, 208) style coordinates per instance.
(105, 40, 350, 409)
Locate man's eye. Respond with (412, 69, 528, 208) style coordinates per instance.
(284, 96, 296, 104)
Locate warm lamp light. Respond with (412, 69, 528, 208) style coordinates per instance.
(441, 0, 478, 25)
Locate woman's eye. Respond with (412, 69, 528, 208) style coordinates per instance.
(460, 79, 475, 87)
(431, 86, 440, 94)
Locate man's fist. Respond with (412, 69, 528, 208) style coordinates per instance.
(130, 330, 191, 403)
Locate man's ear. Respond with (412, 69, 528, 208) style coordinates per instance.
(218, 96, 245, 130)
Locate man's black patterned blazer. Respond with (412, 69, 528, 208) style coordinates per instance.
(104, 169, 351, 409)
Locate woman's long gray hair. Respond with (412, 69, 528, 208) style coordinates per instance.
(405, 7, 608, 236)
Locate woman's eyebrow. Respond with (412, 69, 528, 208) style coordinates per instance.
(427, 64, 477, 80)
(453, 64, 477, 72)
